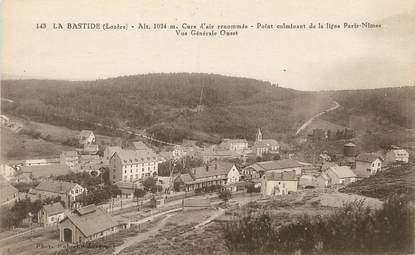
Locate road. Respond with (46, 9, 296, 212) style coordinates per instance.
(295, 101, 340, 135)
(113, 214, 176, 255)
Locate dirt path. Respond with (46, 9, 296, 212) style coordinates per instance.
(296, 101, 340, 135)
(113, 214, 175, 255)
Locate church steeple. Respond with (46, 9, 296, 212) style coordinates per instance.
(256, 128, 263, 142)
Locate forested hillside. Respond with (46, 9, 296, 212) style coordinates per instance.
(325, 86, 415, 129)
(1, 73, 333, 143)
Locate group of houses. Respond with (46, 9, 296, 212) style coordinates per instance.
(300, 143, 410, 189)
(200, 128, 280, 163)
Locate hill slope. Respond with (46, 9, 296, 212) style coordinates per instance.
(1, 73, 333, 142)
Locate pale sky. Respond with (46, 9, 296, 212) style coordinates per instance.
(1, 0, 414, 91)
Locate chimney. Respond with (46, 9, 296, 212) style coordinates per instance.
(205, 165, 209, 172)
(214, 164, 217, 170)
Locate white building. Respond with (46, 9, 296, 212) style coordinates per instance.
(326, 166, 357, 185)
(109, 149, 160, 184)
(261, 170, 298, 196)
(78, 130, 95, 145)
(60, 151, 79, 170)
(227, 164, 241, 184)
(38, 202, 66, 226)
(219, 139, 249, 151)
(385, 148, 409, 164)
(0, 164, 16, 181)
(354, 153, 383, 178)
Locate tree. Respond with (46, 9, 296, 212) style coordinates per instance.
(143, 177, 157, 193)
(218, 188, 232, 205)
(134, 188, 146, 198)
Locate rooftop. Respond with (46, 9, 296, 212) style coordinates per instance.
(43, 202, 65, 215)
(114, 149, 158, 164)
(253, 159, 303, 171)
(63, 204, 118, 237)
(263, 170, 297, 181)
(34, 180, 79, 194)
(356, 153, 383, 163)
(20, 164, 72, 178)
(79, 130, 93, 138)
(328, 166, 356, 178)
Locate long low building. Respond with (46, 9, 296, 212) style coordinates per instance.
(242, 159, 304, 180)
(174, 162, 241, 192)
(59, 204, 120, 243)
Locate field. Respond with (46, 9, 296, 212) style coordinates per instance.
(339, 163, 415, 200)
(1, 116, 123, 161)
(0, 127, 74, 160)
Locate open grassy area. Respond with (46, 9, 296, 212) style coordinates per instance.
(339, 163, 415, 200)
(0, 127, 74, 160)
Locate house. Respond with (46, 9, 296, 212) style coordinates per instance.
(325, 166, 357, 185)
(81, 144, 99, 155)
(0, 164, 16, 181)
(78, 130, 95, 146)
(172, 145, 186, 159)
(201, 148, 246, 163)
(0, 184, 19, 207)
(30, 180, 86, 208)
(20, 164, 72, 180)
(59, 204, 120, 243)
(0, 115, 10, 126)
(24, 158, 60, 167)
(174, 162, 240, 192)
(219, 139, 248, 151)
(261, 170, 298, 196)
(385, 147, 409, 164)
(103, 146, 123, 166)
(38, 202, 66, 226)
(60, 151, 79, 170)
(245, 159, 304, 178)
(252, 128, 279, 156)
(316, 172, 330, 187)
(354, 153, 383, 178)
(109, 149, 160, 184)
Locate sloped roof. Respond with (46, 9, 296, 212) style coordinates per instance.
(20, 164, 72, 178)
(390, 149, 409, 156)
(34, 180, 79, 194)
(221, 139, 248, 144)
(356, 153, 383, 163)
(264, 170, 297, 181)
(253, 139, 279, 148)
(192, 162, 234, 179)
(0, 184, 18, 203)
(79, 130, 93, 138)
(178, 173, 194, 184)
(253, 159, 303, 171)
(43, 202, 65, 215)
(114, 149, 158, 164)
(328, 166, 356, 178)
(61, 151, 78, 158)
(321, 162, 338, 171)
(344, 142, 356, 147)
(64, 204, 118, 237)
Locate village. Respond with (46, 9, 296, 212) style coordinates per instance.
(0, 111, 412, 255)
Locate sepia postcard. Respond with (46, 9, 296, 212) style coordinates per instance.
(0, 0, 414, 254)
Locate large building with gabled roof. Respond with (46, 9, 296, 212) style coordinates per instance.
(109, 149, 161, 184)
(59, 204, 120, 243)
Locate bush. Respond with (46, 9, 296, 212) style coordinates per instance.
(223, 196, 414, 254)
